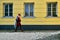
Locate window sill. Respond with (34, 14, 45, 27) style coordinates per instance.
(23, 16, 36, 18)
(2, 16, 14, 18)
(45, 16, 58, 18)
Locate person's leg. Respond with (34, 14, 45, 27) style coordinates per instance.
(20, 25, 23, 32)
(15, 26, 18, 32)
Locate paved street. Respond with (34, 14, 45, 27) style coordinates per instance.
(0, 30, 60, 40)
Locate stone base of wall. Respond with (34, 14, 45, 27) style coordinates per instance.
(0, 25, 60, 30)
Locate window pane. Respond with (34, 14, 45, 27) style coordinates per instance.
(47, 12, 51, 16)
(47, 3, 51, 8)
(9, 4, 13, 9)
(48, 8, 51, 11)
(5, 9, 8, 13)
(9, 9, 12, 13)
(9, 4, 13, 16)
(4, 4, 8, 16)
(25, 4, 29, 16)
(30, 4, 34, 16)
(47, 3, 51, 16)
(5, 4, 8, 9)
(5, 12, 8, 16)
(9, 12, 12, 16)
(52, 12, 57, 17)
(52, 3, 57, 17)
(52, 8, 56, 12)
(52, 3, 56, 12)
(52, 3, 56, 8)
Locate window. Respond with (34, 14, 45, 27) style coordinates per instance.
(47, 2, 57, 17)
(4, 3, 13, 17)
(24, 3, 34, 17)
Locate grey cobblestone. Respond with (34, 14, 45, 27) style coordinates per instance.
(0, 30, 60, 40)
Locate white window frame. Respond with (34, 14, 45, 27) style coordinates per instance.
(47, 3, 57, 17)
(25, 3, 34, 17)
(4, 4, 13, 17)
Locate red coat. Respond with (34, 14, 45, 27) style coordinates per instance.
(16, 16, 21, 27)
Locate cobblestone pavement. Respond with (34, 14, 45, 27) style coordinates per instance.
(38, 34, 60, 40)
(0, 30, 60, 40)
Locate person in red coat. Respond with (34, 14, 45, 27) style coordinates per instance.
(15, 14, 23, 32)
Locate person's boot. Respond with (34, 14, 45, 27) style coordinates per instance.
(21, 30, 23, 32)
(15, 30, 17, 32)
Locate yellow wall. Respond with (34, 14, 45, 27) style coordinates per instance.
(0, 0, 60, 25)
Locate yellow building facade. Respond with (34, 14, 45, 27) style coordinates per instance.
(0, 0, 60, 30)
